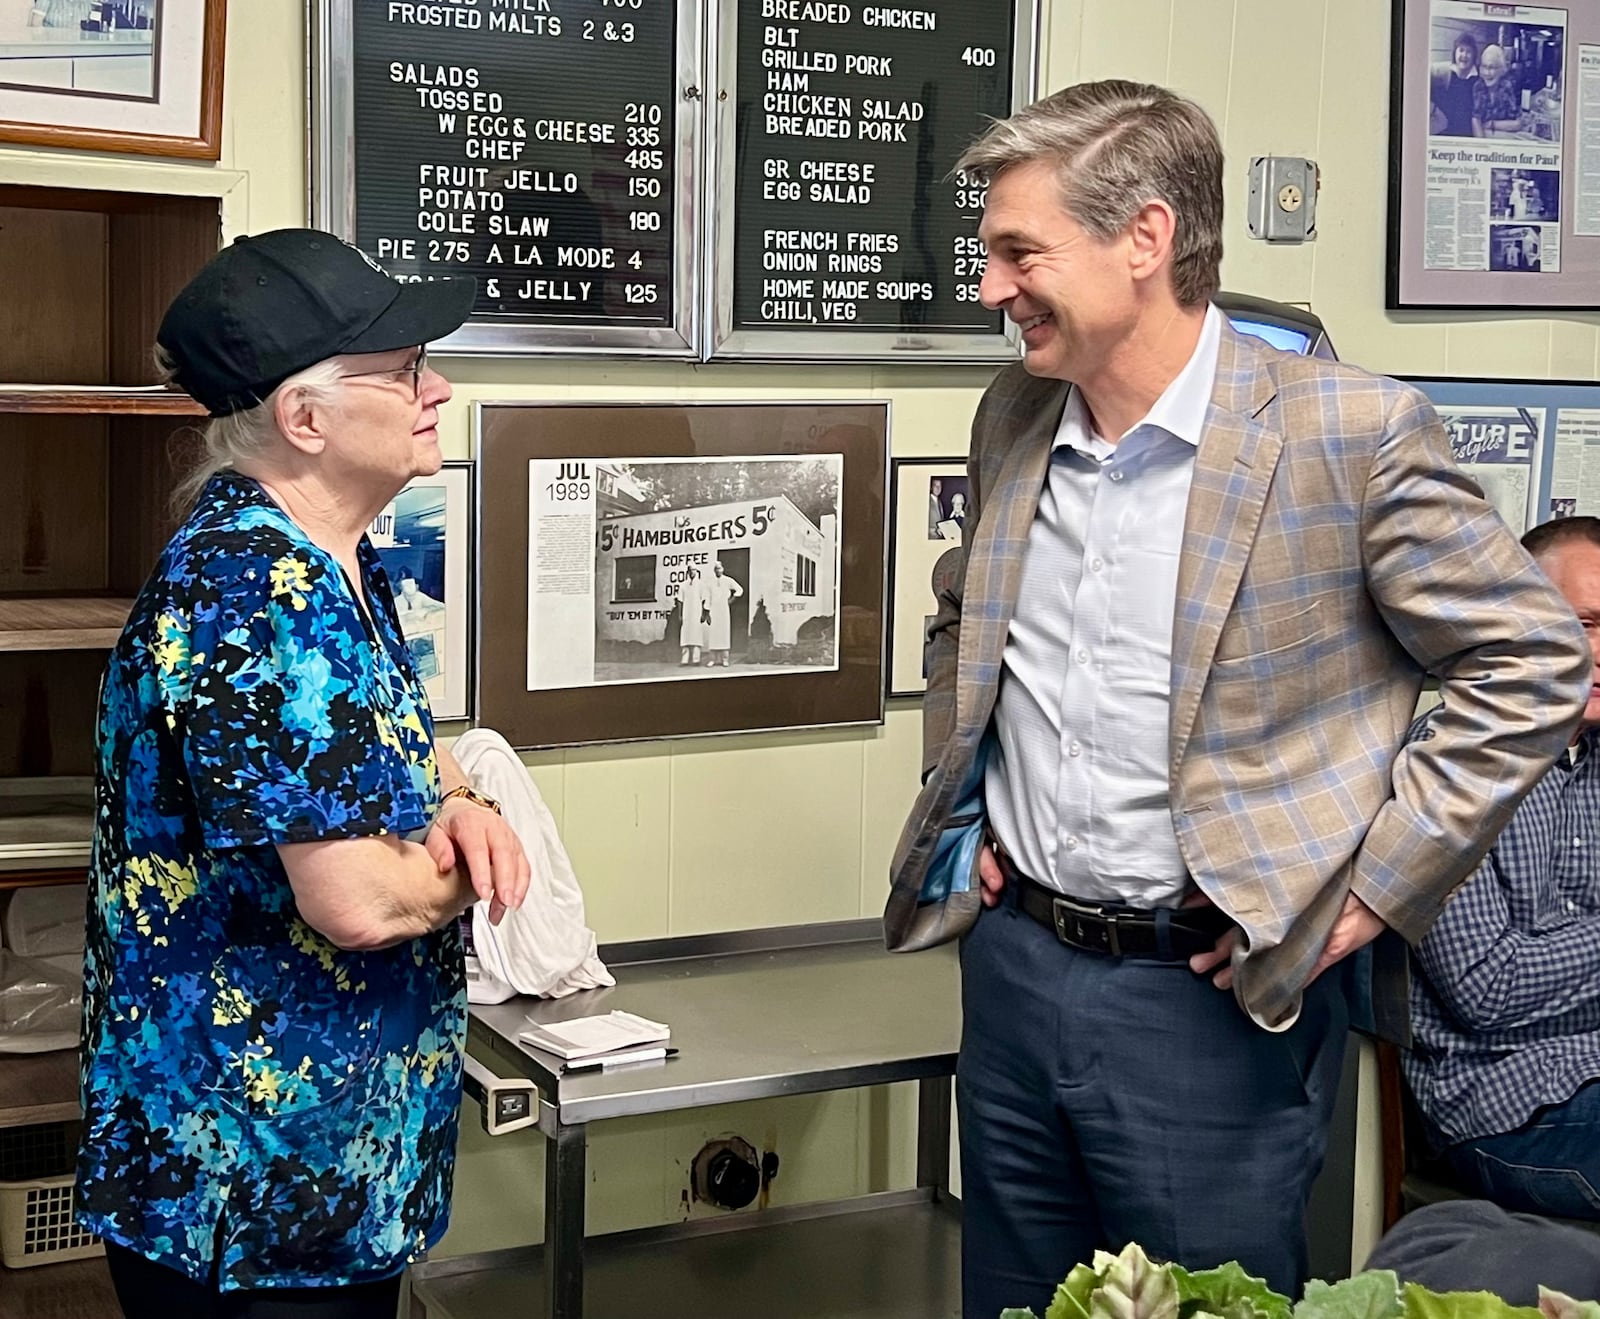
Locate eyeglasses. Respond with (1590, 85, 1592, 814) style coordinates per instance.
(341, 346, 427, 399)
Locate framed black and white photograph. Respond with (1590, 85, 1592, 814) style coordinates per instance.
(1387, 0, 1599, 309)
(888, 457, 969, 698)
(1406, 377, 1600, 532)
(369, 460, 473, 721)
(526, 455, 844, 689)
(0, 0, 224, 158)
(475, 401, 888, 748)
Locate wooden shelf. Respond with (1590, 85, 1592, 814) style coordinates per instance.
(0, 599, 132, 652)
(0, 869, 86, 889)
(0, 1049, 79, 1131)
(0, 386, 204, 415)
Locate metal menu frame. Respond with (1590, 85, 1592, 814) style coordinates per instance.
(308, 0, 703, 357)
(704, 0, 1039, 362)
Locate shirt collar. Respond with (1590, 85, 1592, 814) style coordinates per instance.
(1140, 302, 1224, 449)
(1054, 303, 1224, 455)
(1571, 729, 1599, 768)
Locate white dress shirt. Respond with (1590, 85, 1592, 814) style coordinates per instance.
(986, 305, 1224, 906)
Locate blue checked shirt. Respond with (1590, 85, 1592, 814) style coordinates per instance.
(1405, 721, 1600, 1145)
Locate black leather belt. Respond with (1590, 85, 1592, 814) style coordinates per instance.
(1003, 860, 1233, 961)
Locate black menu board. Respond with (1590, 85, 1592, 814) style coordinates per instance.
(717, 0, 1019, 357)
(338, 0, 690, 353)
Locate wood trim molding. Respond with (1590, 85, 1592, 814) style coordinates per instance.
(1375, 1039, 1409, 1231)
(0, 389, 205, 415)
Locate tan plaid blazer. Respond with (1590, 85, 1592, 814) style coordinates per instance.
(886, 324, 1590, 1027)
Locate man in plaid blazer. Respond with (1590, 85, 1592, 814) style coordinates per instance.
(884, 81, 1590, 1316)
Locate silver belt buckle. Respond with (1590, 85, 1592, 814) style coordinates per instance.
(1051, 895, 1120, 956)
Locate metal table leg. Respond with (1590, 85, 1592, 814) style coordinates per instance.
(916, 1076, 951, 1197)
(544, 1117, 587, 1319)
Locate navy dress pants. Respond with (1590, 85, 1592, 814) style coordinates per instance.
(957, 897, 1347, 1318)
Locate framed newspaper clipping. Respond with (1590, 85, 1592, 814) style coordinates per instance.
(1405, 377, 1600, 530)
(475, 400, 888, 748)
(1388, 0, 1600, 308)
(369, 460, 475, 721)
(886, 457, 969, 697)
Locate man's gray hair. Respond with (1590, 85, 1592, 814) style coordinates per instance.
(955, 80, 1224, 307)
(165, 354, 348, 511)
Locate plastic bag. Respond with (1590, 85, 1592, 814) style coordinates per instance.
(0, 949, 81, 1054)
(0, 884, 86, 958)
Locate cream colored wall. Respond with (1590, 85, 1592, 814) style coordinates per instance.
(5, 0, 1594, 1266)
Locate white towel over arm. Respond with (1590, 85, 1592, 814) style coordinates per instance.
(448, 728, 614, 1003)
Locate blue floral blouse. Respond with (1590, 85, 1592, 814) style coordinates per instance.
(76, 472, 465, 1291)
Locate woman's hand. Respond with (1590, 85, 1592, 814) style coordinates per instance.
(425, 800, 531, 925)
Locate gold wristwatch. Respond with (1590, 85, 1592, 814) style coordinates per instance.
(441, 785, 503, 815)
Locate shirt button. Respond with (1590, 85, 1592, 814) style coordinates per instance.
(1575, 837, 1586, 848)
(1069, 742, 1082, 757)
(1090, 558, 1104, 573)
(1075, 649, 1089, 664)
(1109, 471, 1124, 482)
(1066, 836, 1080, 850)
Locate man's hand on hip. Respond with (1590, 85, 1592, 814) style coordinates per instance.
(1190, 890, 1388, 992)
(1308, 892, 1387, 985)
(1184, 890, 1237, 988)
(978, 844, 1005, 907)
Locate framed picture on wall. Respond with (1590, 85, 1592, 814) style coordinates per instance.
(1406, 377, 1600, 531)
(0, 0, 225, 159)
(887, 457, 969, 698)
(474, 400, 888, 749)
(370, 460, 474, 721)
(1386, 0, 1599, 309)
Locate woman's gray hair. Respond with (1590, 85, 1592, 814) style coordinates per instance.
(165, 351, 348, 511)
(954, 80, 1225, 307)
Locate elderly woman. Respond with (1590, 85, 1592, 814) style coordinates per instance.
(74, 229, 530, 1319)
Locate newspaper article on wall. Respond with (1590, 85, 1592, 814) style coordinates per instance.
(1425, 1, 1567, 274)
(1392, 0, 1597, 306)
(1437, 405, 1544, 530)
(1409, 379, 1600, 530)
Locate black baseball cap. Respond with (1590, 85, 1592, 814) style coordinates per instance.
(157, 228, 477, 417)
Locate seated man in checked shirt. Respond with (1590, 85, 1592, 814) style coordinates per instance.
(1406, 515, 1600, 1219)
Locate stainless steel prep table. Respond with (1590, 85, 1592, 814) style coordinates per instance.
(415, 920, 962, 1319)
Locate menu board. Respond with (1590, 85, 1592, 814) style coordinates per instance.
(314, 0, 1036, 361)
(711, 0, 1027, 359)
(315, 0, 697, 355)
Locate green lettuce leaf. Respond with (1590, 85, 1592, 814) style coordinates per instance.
(1173, 1259, 1293, 1319)
(999, 1310, 1039, 1319)
(1402, 1282, 1541, 1319)
(1294, 1272, 1403, 1319)
(1046, 1262, 1106, 1319)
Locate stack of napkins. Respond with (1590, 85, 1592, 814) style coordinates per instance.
(518, 1009, 671, 1067)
